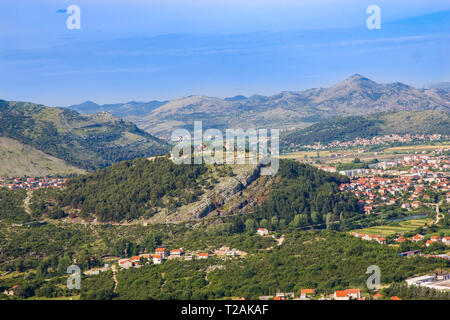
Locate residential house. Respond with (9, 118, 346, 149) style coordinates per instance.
(257, 228, 269, 236)
(300, 289, 315, 299)
(430, 236, 441, 242)
(373, 293, 383, 300)
(131, 256, 142, 266)
(170, 248, 183, 257)
(155, 248, 168, 259)
(152, 255, 162, 264)
(412, 234, 424, 242)
(333, 289, 360, 300)
(118, 258, 132, 269)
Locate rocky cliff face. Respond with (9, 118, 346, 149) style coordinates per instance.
(144, 163, 269, 224)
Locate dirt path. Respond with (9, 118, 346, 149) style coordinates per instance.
(434, 201, 442, 225)
(276, 234, 285, 246)
(23, 190, 32, 215)
(111, 265, 118, 293)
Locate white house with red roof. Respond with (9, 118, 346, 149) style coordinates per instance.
(152, 255, 162, 264)
(442, 237, 450, 245)
(412, 234, 424, 242)
(170, 248, 183, 257)
(257, 228, 268, 236)
(155, 247, 168, 259)
(430, 236, 441, 242)
(333, 289, 361, 300)
(118, 258, 132, 269)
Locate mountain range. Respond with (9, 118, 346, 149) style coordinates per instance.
(67, 100, 166, 118)
(67, 74, 450, 138)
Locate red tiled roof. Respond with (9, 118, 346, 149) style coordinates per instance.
(334, 290, 349, 298)
(300, 289, 315, 294)
(346, 289, 360, 294)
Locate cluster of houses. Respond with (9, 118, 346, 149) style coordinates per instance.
(351, 232, 386, 244)
(117, 247, 213, 269)
(351, 232, 450, 248)
(0, 177, 67, 190)
(82, 245, 249, 276)
(394, 233, 450, 246)
(338, 155, 449, 214)
(259, 288, 363, 300)
(287, 134, 448, 151)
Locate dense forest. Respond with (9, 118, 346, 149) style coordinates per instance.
(0, 100, 169, 170)
(58, 157, 209, 222)
(0, 188, 29, 223)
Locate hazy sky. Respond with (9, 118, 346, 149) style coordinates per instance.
(0, 0, 449, 106)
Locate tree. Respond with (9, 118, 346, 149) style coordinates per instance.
(259, 219, 269, 229)
(326, 213, 332, 230)
(245, 219, 255, 232)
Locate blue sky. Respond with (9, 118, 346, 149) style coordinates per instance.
(0, 0, 449, 106)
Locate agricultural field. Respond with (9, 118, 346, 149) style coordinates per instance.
(349, 218, 434, 237)
(384, 144, 450, 153)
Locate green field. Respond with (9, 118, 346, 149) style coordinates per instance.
(350, 218, 433, 237)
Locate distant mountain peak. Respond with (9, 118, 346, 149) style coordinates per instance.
(328, 74, 379, 93)
(347, 73, 368, 81)
(343, 74, 377, 85)
(79, 100, 99, 106)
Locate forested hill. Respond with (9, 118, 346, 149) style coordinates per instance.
(234, 160, 361, 232)
(281, 110, 450, 147)
(58, 157, 209, 222)
(49, 158, 361, 228)
(0, 99, 169, 170)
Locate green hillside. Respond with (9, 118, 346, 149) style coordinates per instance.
(0, 137, 85, 176)
(0, 100, 170, 170)
(57, 157, 210, 222)
(281, 110, 450, 147)
(40, 158, 362, 226)
(238, 160, 361, 231)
